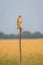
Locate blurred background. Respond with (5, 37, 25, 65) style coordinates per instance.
(0, 0, 43, 39)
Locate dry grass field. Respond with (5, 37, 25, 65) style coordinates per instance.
(0, 39, 43, 57)
(0, 39, 43, 65)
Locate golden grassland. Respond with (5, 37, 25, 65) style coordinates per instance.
(0, 39, 43, 57)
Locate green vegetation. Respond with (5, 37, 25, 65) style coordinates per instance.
(0, 31, 43, 39)
(0, 54, 43, 65)
(0, 56, 19, 65)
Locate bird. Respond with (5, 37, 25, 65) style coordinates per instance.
(17, 16, 22, 30)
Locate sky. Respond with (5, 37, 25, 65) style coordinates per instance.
(0, 0, 43, 34)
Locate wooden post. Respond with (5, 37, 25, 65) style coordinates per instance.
(19, 27, 22, 65)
